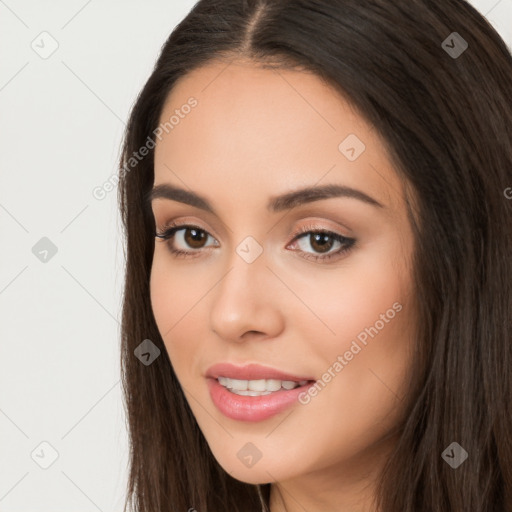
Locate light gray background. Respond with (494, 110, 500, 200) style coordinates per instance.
(0, 1, 510, 510)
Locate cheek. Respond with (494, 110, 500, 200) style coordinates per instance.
(149, 257, 195, 359)
(293, 234, 411, 351)
(149, 258, 176, 333)
(149, 253, 206, 331)
(297, 233, 414, 415)
(149, 255, 217, 375)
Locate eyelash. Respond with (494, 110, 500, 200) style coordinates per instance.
(154, 221, 356, 263)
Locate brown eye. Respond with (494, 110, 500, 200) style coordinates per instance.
(289, 227, 356, 263)
(155, 223, 355, 263)
(183, 227, 208, 249)
(155, 224, 219, 257)
(308, 233, 335, 253)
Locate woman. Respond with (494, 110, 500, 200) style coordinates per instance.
(117, 1, 512, 510)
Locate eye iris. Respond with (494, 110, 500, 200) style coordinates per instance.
(310, 233, 333, 253)
(185, 228, 207, 248)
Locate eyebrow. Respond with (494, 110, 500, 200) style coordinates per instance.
(147, 182, 384, 213)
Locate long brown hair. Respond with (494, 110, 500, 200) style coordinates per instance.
(117, 1, 512, 510)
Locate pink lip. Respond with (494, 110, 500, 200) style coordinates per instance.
(207, 377, 315, 422)
(205, 362, 315, 382)
(205, 362, 316, 422)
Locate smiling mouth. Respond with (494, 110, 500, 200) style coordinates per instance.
(216, 376, 313, 396)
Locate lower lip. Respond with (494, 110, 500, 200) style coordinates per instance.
(207, 377, 314, 422)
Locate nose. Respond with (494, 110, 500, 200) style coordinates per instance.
(209, 253, 285, 343)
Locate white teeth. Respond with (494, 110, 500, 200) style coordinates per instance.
(248, 379, 266, 391)
(217, 376, 309, 393)
(266, 379, 282, 392)
(233, 380, 249, 390)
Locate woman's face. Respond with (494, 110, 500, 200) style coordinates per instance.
(150, 59, 416, 506)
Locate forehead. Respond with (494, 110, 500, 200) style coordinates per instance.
(153, 59, 404, 215)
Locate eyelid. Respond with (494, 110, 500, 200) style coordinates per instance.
(153, 209, 229, 238)
(290, 219, 352, 237)
(155, 216, 220, 239)
(155, 215, 352, 237)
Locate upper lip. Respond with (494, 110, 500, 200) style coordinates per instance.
(205, 362, 315, 382)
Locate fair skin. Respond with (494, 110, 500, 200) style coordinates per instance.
(149, 59, 417, 512)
